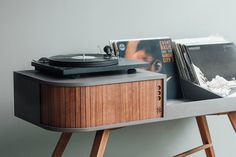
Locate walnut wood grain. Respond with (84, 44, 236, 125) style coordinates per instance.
(52, 133, 72, 157)
(65, 88, 76, 128)
(41, 84, 49, 125)
(196, 116, 215, 157)
(75, 88, 81, 128)
(174, 116, 215, 157)
(90, 130, 111, 157)
(174, 144, 212, 157)
(40, 79, 163, 128)
(228, 112, 236, 132)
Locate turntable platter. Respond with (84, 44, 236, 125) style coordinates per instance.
(48, 54, 118, 67)
(32, 52, 149, 77)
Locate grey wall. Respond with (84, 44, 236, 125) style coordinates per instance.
(1, 0, 236, 156)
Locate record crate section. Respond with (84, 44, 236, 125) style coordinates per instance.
(40, 79, 164, 128)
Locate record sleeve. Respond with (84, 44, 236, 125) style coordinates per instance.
(186, 42, 236, 81)
(173, 36, 236, 97)
(110, 37, 182, 99)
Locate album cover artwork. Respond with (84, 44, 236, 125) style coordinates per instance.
(173, 36, 236, 97)
(186, 43, 236, 80)
(110, 37, 182, 99)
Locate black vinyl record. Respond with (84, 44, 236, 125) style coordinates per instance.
(48, 54, 118, 67)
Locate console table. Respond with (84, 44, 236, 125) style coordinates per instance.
(14, 70, 236, 157)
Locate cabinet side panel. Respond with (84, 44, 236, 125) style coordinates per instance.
(14, 73, 40, 125)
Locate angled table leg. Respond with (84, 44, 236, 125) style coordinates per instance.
(52, 132, 72, 157)
(196, 116, 215, 157)
(228, 112, 236, 132)
(175, 116, 215, 157)
(90, 130, 111, 157)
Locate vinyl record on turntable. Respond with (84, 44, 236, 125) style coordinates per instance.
(48, 54, 119, 67)
(31, 46, 150, 77)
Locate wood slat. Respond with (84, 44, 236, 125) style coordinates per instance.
(54, 87, 65, 127)
(120, 82, 128, 123)
(95, 86, 103, 126)
(126, 82, 133, 122)
(115, 84, 122, 124)
(51, 87, 56, 126)
(102, 84, 116, 125)
(80, 87, 86, 128)
(147, 81, 153, 118)
(65, 88, 76, 128)
(41, 84, 49, 125)
(85, 87, 91, 127)
(48, 86, 53, 126)
(75, 88, 81, 128)
(139, 81, 146, 120)
(132, 82, 140, 120)
(90, 86, 96, 127)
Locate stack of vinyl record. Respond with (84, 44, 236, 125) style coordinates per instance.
(172, 36, 236, 88)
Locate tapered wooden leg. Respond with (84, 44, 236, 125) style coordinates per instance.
(174, 116, 215, 157)
(196, 116, 215, 157)
(90, 130, 111, 157)
(228, 112, 236, 132)
(52, 133, 72, 157)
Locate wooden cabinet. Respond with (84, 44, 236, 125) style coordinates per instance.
(41, 79, 164, 128)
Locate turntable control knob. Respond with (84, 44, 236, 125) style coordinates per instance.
(103, 45, 113, 56)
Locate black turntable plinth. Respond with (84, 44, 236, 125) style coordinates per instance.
(31, 53, 149, 77)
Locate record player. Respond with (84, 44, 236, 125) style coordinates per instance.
(31, 46, 149, 77)
(15, 45, 166, 157)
